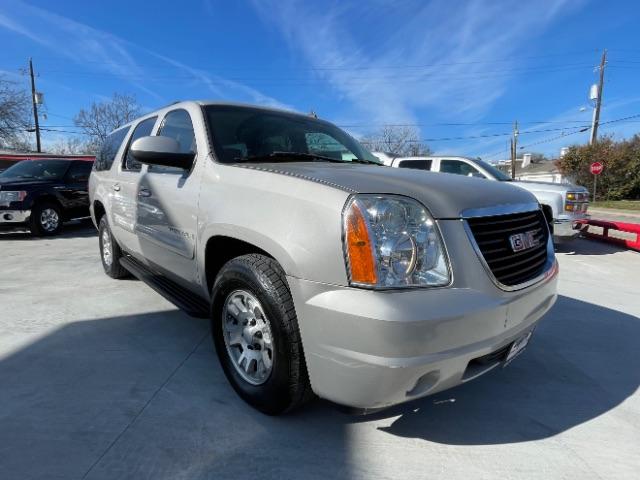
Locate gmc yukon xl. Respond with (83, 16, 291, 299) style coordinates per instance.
(89, 101, 558, 414)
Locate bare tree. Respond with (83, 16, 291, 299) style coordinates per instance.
(48, 136, 90, 155)
(360, 125, 431, 157)
(0, 75, 30, 149)
(74, 93, 142, 151)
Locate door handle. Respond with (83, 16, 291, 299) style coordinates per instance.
(112, 184, 121, 192)
(138, 188, 152, 198)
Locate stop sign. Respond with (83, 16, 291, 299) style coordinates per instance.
(590, 162, 604, 175)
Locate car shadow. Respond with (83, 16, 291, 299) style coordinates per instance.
(554, 236, 629, 256)
(0, 295, 637, 478)
(0, 218, 97, 240)
(0, 310, 350, 479)
(361, 295, 639, 445)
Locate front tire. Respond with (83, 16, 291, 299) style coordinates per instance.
(30, 202, 63, 236)
(98, 216, 128, 279)
(211, 254, 313, 415)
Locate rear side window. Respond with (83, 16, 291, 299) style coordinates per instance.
(149, 109, 196, 173)
(397, 159, 432, 170)
(94, 127, 130, 171)
(123, 116, 158, 171)
(440, 159, 483, 177)
(66, 161, 93, 182)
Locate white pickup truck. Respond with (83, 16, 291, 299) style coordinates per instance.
(374, 153, 589, 241)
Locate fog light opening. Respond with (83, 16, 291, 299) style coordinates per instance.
(3, 213, 13, 221)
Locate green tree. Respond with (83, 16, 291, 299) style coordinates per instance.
(557, 135, 640, 200)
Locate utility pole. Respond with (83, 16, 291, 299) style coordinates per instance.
(589, 49, 607, 145)
(510, 120, 519, 179)
(29, 58, 41, 153)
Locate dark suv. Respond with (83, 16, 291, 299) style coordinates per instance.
(0, 158, 93, 236)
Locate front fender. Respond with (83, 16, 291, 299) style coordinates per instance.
(195, 161, 352, 290)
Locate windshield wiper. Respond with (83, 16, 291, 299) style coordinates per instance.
(350, 158, 382, 165)
(235, 151, 347, 163)
(235, 151, 382, 165)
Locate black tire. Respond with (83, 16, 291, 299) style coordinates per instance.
(211, 254, 313, 415)
(30, 201, 63, 236)
(98, 215, 129, 279)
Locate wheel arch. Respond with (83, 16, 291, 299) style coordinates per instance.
(30, 193, 64, 218)
(204, 235, 276, 294)
(92, 199, 106, 227)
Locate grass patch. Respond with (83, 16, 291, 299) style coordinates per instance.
(591, 200, 640, 211)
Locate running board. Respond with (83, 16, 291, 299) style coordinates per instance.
(119, 255, 210, 318)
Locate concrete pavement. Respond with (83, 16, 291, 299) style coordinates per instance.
(0, 223, 639, 479)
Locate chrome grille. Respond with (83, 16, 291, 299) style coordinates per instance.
(467, 210, 549, 287)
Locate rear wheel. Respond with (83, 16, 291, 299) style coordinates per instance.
(211, 254, 313, 415)
(98, 216, 129, 279)
(30, 202, 63, 236)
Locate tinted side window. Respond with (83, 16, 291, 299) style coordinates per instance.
(94, 127, 129, 171)
(440, 159, 483, 177)
(66, 161, 93, 182)
(150, 109, 196, 173)
(123, 116, 157, 171)
(398, 159, 432, 170)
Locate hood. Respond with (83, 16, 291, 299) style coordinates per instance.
(239, 162, 537, 219)
(0, 177, 54, 189)
(512, 180, 586, 193)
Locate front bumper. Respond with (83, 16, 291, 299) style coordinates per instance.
(553, 213, 589, 240)
(289, 267, 557, 409)
(0, 209, 31, 225)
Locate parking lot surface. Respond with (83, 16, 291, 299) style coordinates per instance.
(1, 223, 639, 480)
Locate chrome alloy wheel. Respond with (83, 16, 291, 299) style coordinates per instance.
(101, 229, 113, 267)
(222, 289, 274, 385)
(40, 208, 59, 232)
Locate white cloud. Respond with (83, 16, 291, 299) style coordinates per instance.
(0, 1, 288, 108)
(250, 0, 584, 125)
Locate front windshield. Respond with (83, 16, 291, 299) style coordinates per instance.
(0, 160, 71, 180)
(204, 105, 381, 164)
(475, 158, 512, 181)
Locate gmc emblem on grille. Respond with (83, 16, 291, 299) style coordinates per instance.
(509, 231, 540, 252)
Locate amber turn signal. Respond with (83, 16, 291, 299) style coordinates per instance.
(344, 201, 377, 285)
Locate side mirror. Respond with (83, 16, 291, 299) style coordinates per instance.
(130, 136, 195, 170)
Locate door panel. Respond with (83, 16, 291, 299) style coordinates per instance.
(135, 109, 200, 283)
(110, 116, 158, 256)
(136, 172, 198, 260)
(110, 172, 143, 256)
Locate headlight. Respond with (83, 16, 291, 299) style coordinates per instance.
(0, 191, 27, 204)
(343, 194, 450, 288)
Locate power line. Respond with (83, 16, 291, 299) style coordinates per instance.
(337, 119, 592, 128)
(27, 62, 595, 87)
(8, 49, 599, 72)
(359, 125, 591, 144)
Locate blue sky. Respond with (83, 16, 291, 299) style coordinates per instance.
(1, 0, 640, 159)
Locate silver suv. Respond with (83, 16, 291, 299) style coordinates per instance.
(89, 101, 558, 414)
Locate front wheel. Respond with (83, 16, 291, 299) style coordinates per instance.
(98, 216, 129, 279)
(211, 254, 313, 415)
(30, 202, 63, 236)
